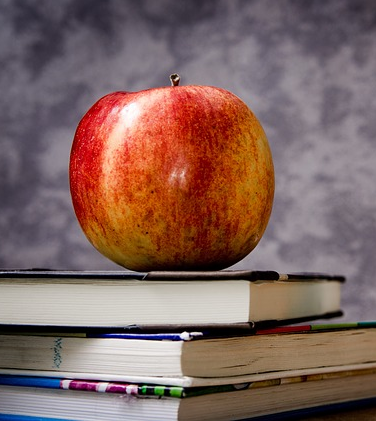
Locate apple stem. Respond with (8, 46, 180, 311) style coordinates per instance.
(170, 73, 180, 86)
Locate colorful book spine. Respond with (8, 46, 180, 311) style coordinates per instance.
(0, 375, 185, 398)
(62, 379, 186, 398)
(0, 374, 251, 399)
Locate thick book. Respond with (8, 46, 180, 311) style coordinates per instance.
(0, 269, 344, 328)
(0, 322, 375, 382)
(0, 367, 376, 421)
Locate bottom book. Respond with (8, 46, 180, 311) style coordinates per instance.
(0, 367, 376, 421)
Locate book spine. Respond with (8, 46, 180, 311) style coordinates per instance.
(60, 379, 185, 398)
(88, 331, 204, 341)
(310, 321, 376, 331)
(256, 325, 312, 335)
(256, 321, 376, 335)
(0, 375, 61, 389)
(0, 375, 185, 398)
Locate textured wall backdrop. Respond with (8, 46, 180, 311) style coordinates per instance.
(1, 0, 376, 321)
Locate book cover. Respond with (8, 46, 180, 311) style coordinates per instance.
(0, 268, 345, 282)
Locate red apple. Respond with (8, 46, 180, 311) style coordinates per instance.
(69, 74, 274, 271)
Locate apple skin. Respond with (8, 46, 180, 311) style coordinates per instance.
(69, 78, 274, 271)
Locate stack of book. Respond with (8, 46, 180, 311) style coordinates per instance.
(0, 268, 376, 420)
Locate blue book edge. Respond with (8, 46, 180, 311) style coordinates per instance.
(0, 376, 61, 389)
(0, 416, 70, 421)
(87, 331, 205, 340)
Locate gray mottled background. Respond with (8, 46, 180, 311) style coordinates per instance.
(1, 0, 375, 321)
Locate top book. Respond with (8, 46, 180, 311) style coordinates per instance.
(0, 269, 345, 329)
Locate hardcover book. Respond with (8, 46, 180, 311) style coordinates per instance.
(0, 269, 344, 328)
(0, 367, 376, 421)
(0, 322, 375, 383)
